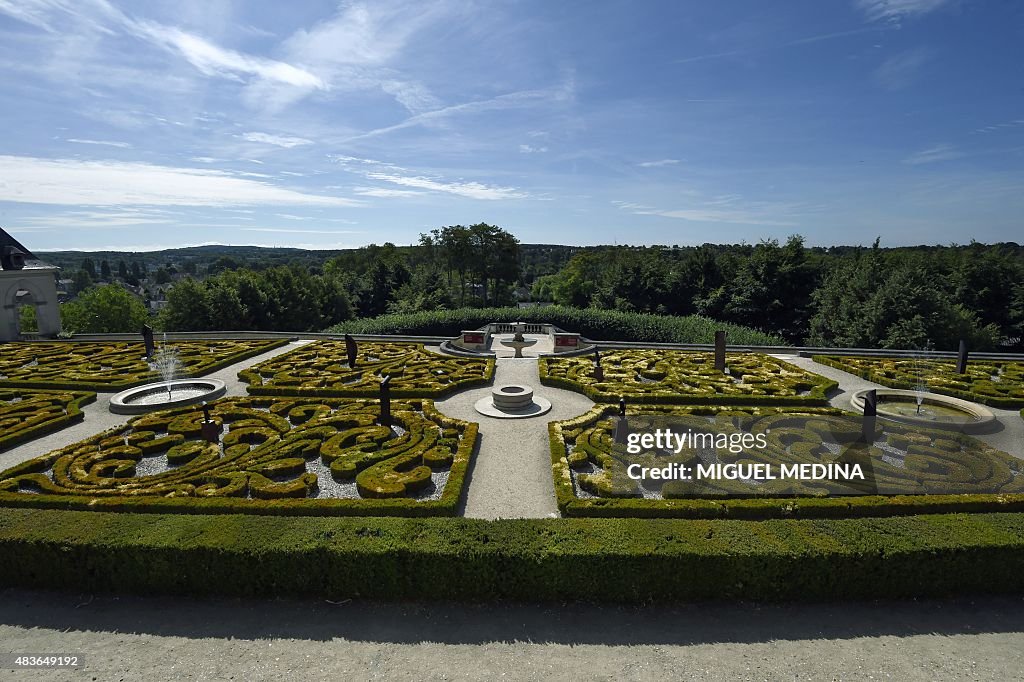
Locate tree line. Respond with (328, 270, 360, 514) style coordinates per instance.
(532, 237, 1023, 350)
(53, 228, 1024, 351)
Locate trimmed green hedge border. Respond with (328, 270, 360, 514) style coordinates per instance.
(539, 358, 838, 407)
(549, 405, 1024, 520)
(326, 305, 787, 346)
(0, 390, 97, 452)
(0, 401, 479, 517)
(0, 339, 290, 392)
(812, 354, 1024, 409)
(2, 508, 1024, 601)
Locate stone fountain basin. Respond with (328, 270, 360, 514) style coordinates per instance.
(849, 388, 995, 434)
(475, 383, 552, 419)
(110, 379, 227, 415)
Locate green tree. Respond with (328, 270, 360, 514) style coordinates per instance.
(158, 279, 211, 331)
(72, 268, 93, 295)
(100, 260, 112, 281)
(61, 285, 149, 333)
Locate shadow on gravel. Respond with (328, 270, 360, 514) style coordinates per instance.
(2, 589, 1022, 646)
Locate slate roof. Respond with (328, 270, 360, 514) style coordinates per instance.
(0, 226, 54, 269)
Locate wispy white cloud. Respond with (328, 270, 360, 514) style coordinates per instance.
(0, 155, 363, 207)
(353, 186, 425, 198)
(14, 208, 175, 229)
(675, 26, 885, 65)
(365, 171, 527, 200)
(519, 144, 548, 154)
(903, 143, 962, 165)
(971, 118, 1024, 135)
(638, 159, 680, 168)
(854, 0, 954, 24)
(0, 0, 327, 110)
(241, 132, 314, 148)
(874, 48, 932, 90)
(66, 138, 131, 148)
(275, 213, 312, 220)
(613, 198, 796, 226)
(343, 80, 575, 142)
(333, 155, 500, 199)
(126, 20, 324, 91)
(240, 227, 361, 235)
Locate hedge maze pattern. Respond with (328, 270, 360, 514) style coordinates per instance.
(0, 397, 477, 513)
(0, 389, 96, 451)
(240, 341, 494, 398)
(541, 350, 835, 405)
(814, 355, 1024, 408)
(0, 340, 287, 391)
(552, 406, 1024, 511)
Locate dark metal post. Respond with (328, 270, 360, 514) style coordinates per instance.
(142, 324, 155, 360)
(614, 397, 628, 444)
(344, 333, 358, 369)
(200, 401, 221, 444)
(862, 389, 877, 444)
(957, 339, 968, 374)
(379, 374, 392, 427)
(714, 330, 727, 372)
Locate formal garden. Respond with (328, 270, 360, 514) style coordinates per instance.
(541, 350, 836, 405)
(0, 397, 475, 515)
(0, 339, 287, 391)
(814, 355, 1024, 408)
(0, 388, 96, 451)
(551, 404, 1024, 519)
(239, 340, 494, 398)
(1, 331, 1024, 601)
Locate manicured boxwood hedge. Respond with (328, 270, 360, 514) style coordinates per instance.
(813, 354, 1024, 408)
(327, 306, 786, 346)
(0, 389, 96, 451)
(2, 508, 1024, 601)
(240, 341, 494, 399)
(0, 397, 478, 517)
(0, 339, 289, 391)
(540, 350, 836, 406)
(550, 405, 1024, 519)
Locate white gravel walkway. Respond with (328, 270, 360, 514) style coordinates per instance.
(434, 357, 594, 519)
(0, 339, 311, 472)
(3, 589, 1024, 681)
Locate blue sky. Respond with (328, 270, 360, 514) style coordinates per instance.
(0, 0, 1021, 251)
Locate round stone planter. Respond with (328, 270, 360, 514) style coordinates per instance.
(110, 379, 227, 415)
(475, 384, 552, 419)
(849, 388, 995, 434)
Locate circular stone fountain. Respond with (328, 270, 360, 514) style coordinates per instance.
(110, 379, 227, 415)
(109, 340, 226, 415)
(849, 388, 995, 433)
(474, 384, 552, 419)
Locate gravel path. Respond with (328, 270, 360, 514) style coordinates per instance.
(2, 589, 1023, 681)
(0, 340, 311, 472)
(434, 357, 593, 519)
(778, 353, 1024, 458)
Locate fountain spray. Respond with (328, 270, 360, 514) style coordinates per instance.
(152, 334, 182, 401)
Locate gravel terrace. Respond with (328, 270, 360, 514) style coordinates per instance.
(2, 589, 1023, 681)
